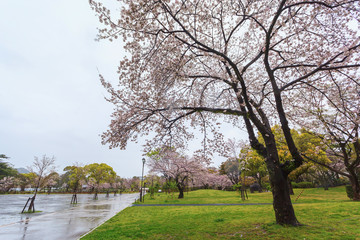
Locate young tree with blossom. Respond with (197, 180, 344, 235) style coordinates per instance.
(90, 0, 360, 225)
(22, 155, 56, 213)
(0, 176, 16, 193)
(147, 148, 205, 198)
(219, 139, 243, 184)
(125, 177, 141, 192)
(42, 171, 60, 194)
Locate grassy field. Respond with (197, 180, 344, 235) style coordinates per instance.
(81, 187, 360, 239)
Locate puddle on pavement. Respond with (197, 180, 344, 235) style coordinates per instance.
(0, 193, 139, 240)
(83, 204, 112, 210)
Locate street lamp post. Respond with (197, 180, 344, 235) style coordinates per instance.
(140, 158, 145, 202)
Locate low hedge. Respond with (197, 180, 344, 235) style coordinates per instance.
(291, 182, 314, 188)
(345, 185, 354, 200)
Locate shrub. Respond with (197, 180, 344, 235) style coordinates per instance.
(345, 185, 354, 200)
(292, 182, 314, 188)
(263, 183, 272, 192)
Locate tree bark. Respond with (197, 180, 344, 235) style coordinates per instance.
(28, 196, 36, 212)
(349, 172, 360, 201)
(177, 183, 184, 199)
(264, 137, 300, 226)
(288, 178, 294, 195)
(259, 176, 262, 190)
(270, 174, 299, 225)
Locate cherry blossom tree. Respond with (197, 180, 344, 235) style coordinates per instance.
(113, 176, 126, 195)
(147, 147, 205, 198)
(194, 170, 232, 190)
(102, 182, 111, 197)
(90, 0, 360, 225)
(124, 177, 141, 192)
(291, 76, 360, 199)
(22, 155, 56, 213)
(42, 171, 60, 194)
(219, 139, 242, 184)
(0, 176, 16, 193)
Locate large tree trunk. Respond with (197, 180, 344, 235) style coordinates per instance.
(270, 173, 299, 225)
(177, 183, 184, 199)
(348, 172, 360, 201)
(287, 178, 294, 195)
(265, 139, 300, 226)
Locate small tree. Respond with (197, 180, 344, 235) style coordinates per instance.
(219, 160, 240, 185)
(64, 165, 86, 203)
(22, 155, 55, 213)
(148, 148, 205, 199)
(242, 149, 268, 191)
(42, 171, 60, 194)
(17, 172, 37, 192)
(0, 176, 16, 193)
(85, 163, 117, 200)
(124, 177, 140, 192)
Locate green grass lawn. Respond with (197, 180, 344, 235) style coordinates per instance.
(81, 187, 360, 240)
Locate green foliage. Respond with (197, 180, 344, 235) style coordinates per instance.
(146, 148, 161, 158)
(232, 183, 241, 191)
(160, 180, 178, 199)
(63, 165, 86, 192)
(0, 155, 18, 179)
(17, 172, 37, 191)
(85, 163, 117, 185)
(263, 183, 272, 191)
(291, 182, 315, 188)
(345, 185, 354, 200)
(148, 184, 160, 199)
(219, 159, 239, 184)
(242, 150, 267, 177)
(146, 175, 162, 199)
(246, 126, 331, 182)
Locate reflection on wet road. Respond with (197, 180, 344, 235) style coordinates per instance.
(0, 193, 138, 240)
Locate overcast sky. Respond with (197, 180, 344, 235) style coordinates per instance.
(0, 1, 248, 177)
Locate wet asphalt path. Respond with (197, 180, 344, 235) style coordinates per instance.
(0, 193, 138, 240)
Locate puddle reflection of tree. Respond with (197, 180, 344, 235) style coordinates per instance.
(21, 216, 30, 240)
(84, 204, 111, 210)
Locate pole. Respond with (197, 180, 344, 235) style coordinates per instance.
(140, 158, 145, 202)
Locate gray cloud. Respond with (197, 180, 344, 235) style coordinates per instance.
(0, 0, 145, 177)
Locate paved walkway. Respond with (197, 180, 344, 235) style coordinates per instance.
(0, 193, 138, 240)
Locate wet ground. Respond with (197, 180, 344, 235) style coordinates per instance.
(0, 193, 138, 240)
